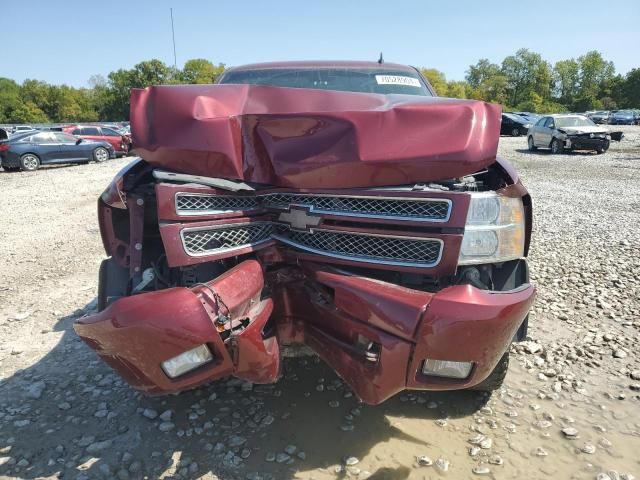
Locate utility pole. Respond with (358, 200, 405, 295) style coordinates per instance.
(170, 7, 177, 68)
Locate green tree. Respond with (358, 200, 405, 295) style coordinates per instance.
(181, 59, 225, 84)
(577, 51, 615, 100)
(501, 49, 553, 107)
(420, 68, 448, 95)
(622, 68, 640, 108)
(553, 59, 579, 106)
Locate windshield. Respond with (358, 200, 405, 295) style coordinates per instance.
(219, 67, 432, 96)
(555, 116, 596, 128)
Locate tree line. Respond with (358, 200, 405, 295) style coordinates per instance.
(1, 50, 638, 124)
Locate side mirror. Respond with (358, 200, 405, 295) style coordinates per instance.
(76, 138, 82, 145)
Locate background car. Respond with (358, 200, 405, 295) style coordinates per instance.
(0, 131, 115, 171)
(63, 125, 131, 155)
(501, 113, 532, 136)
(527, 114, 614, 154)
(512, 111, 541, 124)
(609, 110, 637, 125)
(586, 110, 610, 124)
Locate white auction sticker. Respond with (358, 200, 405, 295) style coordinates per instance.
(375, 75, 421, 87)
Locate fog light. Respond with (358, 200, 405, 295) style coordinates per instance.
(161, 345, 213, 378)
(422, 359, 473, 379)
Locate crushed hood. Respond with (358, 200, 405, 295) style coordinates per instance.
(130, 84, 501, 189)
(559, 125, 609, 135)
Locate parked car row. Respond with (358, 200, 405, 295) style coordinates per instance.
(585, 109, 640, 125)
(0, 131, 116, 171)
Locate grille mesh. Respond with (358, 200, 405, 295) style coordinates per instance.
(176, 192, 450, 221)
(176, 194, 260, 214)
(181, 223, 274, 255)
(281, 230, 441, 266)
(264, 194, 450, 220)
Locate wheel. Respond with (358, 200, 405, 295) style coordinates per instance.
(527, 136, 537, 151)
(511, 127, 521, 137)
(597, 144, 609, 154)
(20, 153, 40, 171)
(551, 138, 564, 154)
(93, 147, 109, 163)
(469, 352, 509, 392)
(2, 165, 19, 172)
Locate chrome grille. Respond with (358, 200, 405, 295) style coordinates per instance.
(176, 194, 260, 215)
(181, 222, 274, 256)
(276, 229, 443, 267)
(176, 192, 451, 222)
(264, 194, 450, 221)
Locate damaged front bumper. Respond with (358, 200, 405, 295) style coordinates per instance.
(74, 258, 535, 404)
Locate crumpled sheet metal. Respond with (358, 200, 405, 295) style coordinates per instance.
(131, 84, 501, 189)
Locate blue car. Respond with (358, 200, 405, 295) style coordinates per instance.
(0, 131, 115, 171)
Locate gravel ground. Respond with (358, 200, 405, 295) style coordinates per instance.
(0, 127, 639, 480)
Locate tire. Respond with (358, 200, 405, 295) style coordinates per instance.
(2, 166, 19, 172)
(93, 147, 109, 163)
(511, 127, 520, 137)
(469, 352, 509, 392)
(20, 153, 40, 171)
(527, 136, 537, 151)
(597, 145, 609, 154)
(551, 138, 564, 154)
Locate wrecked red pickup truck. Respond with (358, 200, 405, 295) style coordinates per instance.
(74, 61, 535, 405)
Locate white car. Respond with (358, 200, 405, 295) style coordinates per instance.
(527, 114, 622, 154)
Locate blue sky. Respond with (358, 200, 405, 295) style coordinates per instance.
(1, 0, 638, 87)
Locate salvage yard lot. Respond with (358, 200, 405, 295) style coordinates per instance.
(0, 127, 639, 480)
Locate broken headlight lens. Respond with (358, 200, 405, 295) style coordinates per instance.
(458, 192, 525, 265)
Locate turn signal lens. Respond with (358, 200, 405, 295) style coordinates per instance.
(422, 359, 473, 379)
(161, 344, 213, 379)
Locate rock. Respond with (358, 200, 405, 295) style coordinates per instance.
(533, 447, 548, 457)
(416, 455, 433, 466)
(522, 341, 543, 354)
(58, 402, 71, 410)
(469, 446, 481, 457)
(142, 408, 158, 419)
(25, 380, 46, 399)
(488, 455, 504, 465)
(275, 453, 290, 463)
(581, 444, 596, 454)
(229, 435, 247, 447)
(265, 452, 276, 462)
(629, 370, 640, 381)
(562, 427, 579, 438)
(472, 465, 491, 475)
(345, 456, 359, 466)
(480, 438, 492, 449)
(284, 445, 297, 455)
(435, 458, 450, 472)
(613, 349, 628, 359)
(86, 439, 113, 454)
(159, 410, 173, 422)
(158, 422, 175, 432)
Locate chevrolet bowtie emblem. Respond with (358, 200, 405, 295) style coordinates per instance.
(278, 207, 321, 231)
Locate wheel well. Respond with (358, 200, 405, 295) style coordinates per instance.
(21, 152, 41, 159)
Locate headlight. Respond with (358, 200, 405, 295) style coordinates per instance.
(458, 192, 525, 265)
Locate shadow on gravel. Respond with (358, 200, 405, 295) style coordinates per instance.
(514, 148, 599, 157)
(0, 300, 489, 480)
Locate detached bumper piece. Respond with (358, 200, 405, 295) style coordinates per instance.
(75, 260, 279, 394)
(75, 258, 535, 404)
